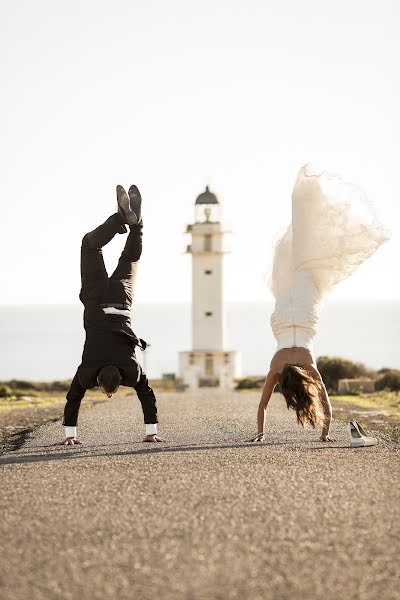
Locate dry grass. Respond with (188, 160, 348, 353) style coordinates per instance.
(332, 391, 400, 420)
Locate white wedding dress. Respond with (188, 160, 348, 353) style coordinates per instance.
(270, 163, 390, 352)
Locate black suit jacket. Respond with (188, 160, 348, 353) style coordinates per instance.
(63, 311, 157, 427)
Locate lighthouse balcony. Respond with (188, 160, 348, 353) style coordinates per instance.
(186, 245, 228, 255)
(190, 223, 230, 235)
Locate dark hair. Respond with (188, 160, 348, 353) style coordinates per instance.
(279, 364, 324, 428)
(97, 366, 122, 393)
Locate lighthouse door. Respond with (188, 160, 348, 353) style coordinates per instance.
(205, 355, 214, 377)
(199, 354, 219, 387)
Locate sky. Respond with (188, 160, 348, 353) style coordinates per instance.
(0, 0, 399, 304)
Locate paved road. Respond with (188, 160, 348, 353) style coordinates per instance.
(1, 391, 399, 600)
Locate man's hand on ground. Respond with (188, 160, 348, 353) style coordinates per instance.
(59, 437, 83, 446)
(144, 435, 166, 443)
(319, 435, 336, 442)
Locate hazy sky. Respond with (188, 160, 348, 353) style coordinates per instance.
(1, 0, 399, 304)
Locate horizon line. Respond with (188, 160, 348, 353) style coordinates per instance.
(1, 298, 399, 307)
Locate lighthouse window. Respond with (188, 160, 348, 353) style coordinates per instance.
(204, 235, 212, 251)
(205, 269, 212, 275)
(205, 311, 213, 317)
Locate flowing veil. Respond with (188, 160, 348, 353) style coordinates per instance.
(270, 164, 391, 302)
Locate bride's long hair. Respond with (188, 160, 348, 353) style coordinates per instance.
(279, 364, 324, 428)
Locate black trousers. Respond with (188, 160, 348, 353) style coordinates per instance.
(79, 214, 143, 312)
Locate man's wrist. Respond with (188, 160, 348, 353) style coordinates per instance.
(145, 424, 157, 436)
(64, 426, 77, 438)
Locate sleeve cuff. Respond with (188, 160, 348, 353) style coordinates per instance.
(145, 424, 157, 436)
(64, 426, 77, 438)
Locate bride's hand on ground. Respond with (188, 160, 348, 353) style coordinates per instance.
(319, 435, 336, 442)
(59, 437, 83, 446)
(144, 435, 166, 443)
(248, 433, 265, 442)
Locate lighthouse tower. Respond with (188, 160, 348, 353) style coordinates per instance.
(179, 187, 241, 389)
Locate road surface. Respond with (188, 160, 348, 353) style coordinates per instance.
(1, 390, 399, 600)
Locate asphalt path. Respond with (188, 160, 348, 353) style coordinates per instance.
(1, 391, 399, 600)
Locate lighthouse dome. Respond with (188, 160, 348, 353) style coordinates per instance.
(195, 186, 219, 205)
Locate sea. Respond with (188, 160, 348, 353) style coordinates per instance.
(0, 301, 399, 381)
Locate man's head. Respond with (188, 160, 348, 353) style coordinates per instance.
(97, 366, 122, 398)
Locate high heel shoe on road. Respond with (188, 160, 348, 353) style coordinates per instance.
(346, 420, 377, 447)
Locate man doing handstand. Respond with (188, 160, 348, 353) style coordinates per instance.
(61, 185, 164, 445)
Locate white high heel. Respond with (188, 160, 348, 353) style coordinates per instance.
(346, 421, 377, 447)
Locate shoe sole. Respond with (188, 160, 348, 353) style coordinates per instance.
(117, 185, 139, 226)
(128, 185, 142, 224)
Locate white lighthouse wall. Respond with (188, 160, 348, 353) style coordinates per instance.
(179, 350, 241, 389)
(192, 254, 224, 351)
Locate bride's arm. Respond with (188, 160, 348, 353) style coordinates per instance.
(250, 370, 279, 441)
(309, 366, 335, 442)
(318, 382, 335, 441)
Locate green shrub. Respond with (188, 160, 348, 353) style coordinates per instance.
(235, 377, 265, 390)
(4, 380, 34, 390)
(316, 356, 375, 392)
(49, 381, 71, 392)
(0, 385, 12, 398)
(375, 370, 400, 391)
(0, 380, 71, 392)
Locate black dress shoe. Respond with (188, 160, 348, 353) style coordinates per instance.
(116, 184, 140, 226)
(128, 185, 142, 225)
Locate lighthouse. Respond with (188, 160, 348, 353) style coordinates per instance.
(179, 187, 241, 389)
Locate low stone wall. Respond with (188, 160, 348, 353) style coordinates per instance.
(338, 378, 376, 393)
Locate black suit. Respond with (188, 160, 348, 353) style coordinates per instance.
(63, 214, 158, 428)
